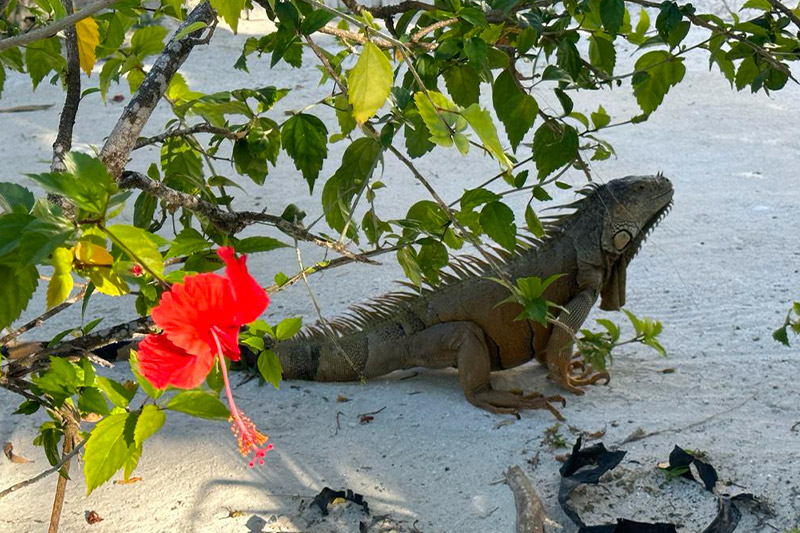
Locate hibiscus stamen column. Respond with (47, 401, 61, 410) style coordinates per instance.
(210, 326, 272, 467)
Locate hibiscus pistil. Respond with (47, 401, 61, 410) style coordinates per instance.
(210, 326, 273, 467)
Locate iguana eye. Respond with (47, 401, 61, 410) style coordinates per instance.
(613, 230, 632, 250)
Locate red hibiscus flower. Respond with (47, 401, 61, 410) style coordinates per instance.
(137, 247, 273, 466)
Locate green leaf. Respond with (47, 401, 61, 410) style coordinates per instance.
(589, 35, 616, 76)
(83, 413, 136, 494)
(47, 246, 74, 308)
(0, 264, 38, 330)
(130, 25, 168, 57)
(106, 224, 165, 276)
(281, 113, 328, 192)
(480, 201, 516, 250)
(404, 112, 435, 158)
(600, 0, 625, 35)
(333, 93, 356, 140)
(167, 391, 230, 419)
(14, 400, 41, 415)
(134, 405, 166, 447)
(492, 70, 538, 151)
(167, 228, 211, 258)
(257, 349, 282, 389)
(532, 121, 578, 179)
(28, 152, 117, 214)
(78, 387, 110, 416)
(173, 21, 208, 41)
(462, 104, 512, 170)
(275, 316, 302, 341)
(300, 9, 337, 34)
(444, 64, 481, 107)
(96, 376, 137, 408)
(322, 138, 382, 233)
(397, 246, 422, 286)
(123, 444, 142, 481)
(348, 41, 393, 123)
(413, 91, 466, 148)
(234, 236, 289, 254)
(632, 51, 685, 113)
(0, 183, 35, 214)
(591, 105, 611, 129)
(25, 36, 65, 90)
(773, 325, 789, 346)
(460, 188, 500, 211)
(556, 37, 582, 80)
(524, 204, 544, 237)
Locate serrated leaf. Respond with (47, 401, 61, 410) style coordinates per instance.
(480, 201, 516, 250)
(96, 376, 137, 408)
(167, 228, 211, 258)
(83, 413, 136, 495)
(0, 183, 35, 214)
(78, 387, 110, 416)
(524, 204, 544, 237)
(234, 236, 289, 254)
(134, 405, 165, 447)
(532, 121, 578, 179)
(275, 316, 302, 341)
(322, 137, 382, 233)
(0, 264, 38, 330)
(130, 25, 168, 57)
(281, 113, 328, 192)
(106, 224, 164, 276)
(257, 349, 282, 389)
(75, 17, 99, 76)
(348, 41, 393, 124)
(462, 104, 512, 170)
(413, 91, 466, 147)
(167, 391, 230, 419)
(632, 51, 685, 113)
(492, 70, 537, 151)
(444, 64, 481, 107)
(600, 0, 625, 35)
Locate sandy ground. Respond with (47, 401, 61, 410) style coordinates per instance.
(1, 4, 799, 532)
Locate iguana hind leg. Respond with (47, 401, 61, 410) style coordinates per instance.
(407, 321, 565, 419)
(545, 289, 610, 394)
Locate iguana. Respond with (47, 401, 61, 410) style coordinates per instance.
(272, 175, 674, 418)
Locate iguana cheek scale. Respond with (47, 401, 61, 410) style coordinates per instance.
(272, 175, 674, 419)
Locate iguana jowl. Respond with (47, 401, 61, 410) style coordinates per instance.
(274, 175, 673, 418)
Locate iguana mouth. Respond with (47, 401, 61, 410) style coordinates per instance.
(626, 196, 673, 262)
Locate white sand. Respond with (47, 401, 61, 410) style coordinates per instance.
(1, 6, 799, 532)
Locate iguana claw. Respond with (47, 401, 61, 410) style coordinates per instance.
(468, 389, 566, 420)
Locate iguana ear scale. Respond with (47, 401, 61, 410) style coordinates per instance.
(599, 260, 626, 311)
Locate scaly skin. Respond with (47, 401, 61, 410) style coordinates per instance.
(274, 175, 674, 418)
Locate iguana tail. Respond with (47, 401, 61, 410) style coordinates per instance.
(271, 333, 371, 382)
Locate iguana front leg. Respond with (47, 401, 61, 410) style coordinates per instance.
(545, 289, 610, 394)
(406, 321, 565, 420)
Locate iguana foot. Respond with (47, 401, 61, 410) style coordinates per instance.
(468, 388, 566, 420)
(549, 367, 610, 395)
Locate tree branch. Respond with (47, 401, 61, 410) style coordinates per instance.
(133, 123, 243, 150)
(0, 436, 87, 501)
(0, 0, 119, 53)
(100, 1, 217, 178)
(0, 288, 87, 347)
(768, 0, 800, 30)
(50, 0, 81, 172)
(119, 170, 377, 264)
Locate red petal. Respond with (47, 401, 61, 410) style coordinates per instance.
(151, 273, 238, 358)
(218, 247, 269, 324)
(136, 334, 215, 389)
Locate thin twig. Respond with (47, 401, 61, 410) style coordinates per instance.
(47, 409, 78, 533)
(767, 0, 800, 30)
(411, 17, 458, 42)
(0, 288, 86, 347)
(0, 0, 119, 52)
(133, 123, 243, 150)
(618, 395, 756, 445)
(0, 436, 86, 501)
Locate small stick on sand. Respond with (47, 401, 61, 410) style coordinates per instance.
(504, 465, 552, 533)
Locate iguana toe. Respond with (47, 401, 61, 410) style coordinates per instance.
(468, 389, 566, 420)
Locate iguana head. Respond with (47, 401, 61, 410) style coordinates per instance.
(596, 174, 673, 310)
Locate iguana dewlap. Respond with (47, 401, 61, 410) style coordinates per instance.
(274, 175, 673, 418)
